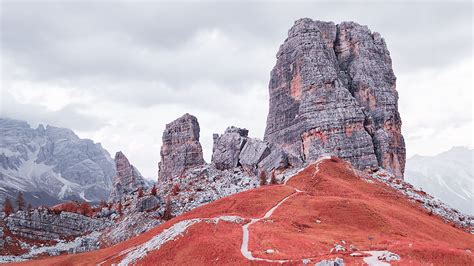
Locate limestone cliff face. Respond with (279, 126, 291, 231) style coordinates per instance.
(335, 22, 406, 177)
(158, 114, 205, 182)
(264, 18, 405, 178)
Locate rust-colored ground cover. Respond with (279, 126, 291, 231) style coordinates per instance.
(12, 159, 474, 265)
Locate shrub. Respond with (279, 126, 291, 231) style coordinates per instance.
(259, 171, 267, 186)
(79, 202, 92, 216)
(16, 191, 26, 211)
(3, 198, 13, 217)
(270, 171, 278, 185)
(171, 184, 180, 195)
(162, 198, 173, 221)
(150, 185, 157, 196)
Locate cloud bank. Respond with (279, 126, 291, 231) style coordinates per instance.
(1, 1, 472, 178)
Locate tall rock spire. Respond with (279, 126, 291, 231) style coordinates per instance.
(264, 18, 405, 178)
(158, 113, 206, 182)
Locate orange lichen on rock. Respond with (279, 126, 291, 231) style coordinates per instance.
(290, 66, 302, 101)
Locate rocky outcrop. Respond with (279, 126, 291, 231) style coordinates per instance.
(211, 127, 288, 175)
(157, 164, 260, 217)
(99, 212, 161, 247)
(212, 126, 248, 170)
(264, 18, 405, 178)
(239, 138, 270, 173)
(109, 151, 148, 202)
(158, 114, 205, 182)
(5, 208, 111, 241)
(131, 195, 162, 213)
(257, 144, 289, 173)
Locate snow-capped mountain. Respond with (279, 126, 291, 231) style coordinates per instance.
(0, 118, 115, 206)
(405, 146, 473, 215)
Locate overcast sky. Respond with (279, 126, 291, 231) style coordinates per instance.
(1, 1, 472, 179)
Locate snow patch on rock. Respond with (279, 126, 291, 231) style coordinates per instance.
(118, 219, 201, 265)
(362, 250, 400, 265)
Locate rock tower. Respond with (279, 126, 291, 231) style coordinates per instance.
(264, 18, 405, 178)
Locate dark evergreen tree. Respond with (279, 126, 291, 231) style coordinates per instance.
(138, 187, 144, 198)
(270, 171, 278, 185)
(259, 171, 267, 186)
(3, 198, 14, 217)
(150, 185, 157, 196)
(162, 198, 173, 221)
(16, 191, 25, 211)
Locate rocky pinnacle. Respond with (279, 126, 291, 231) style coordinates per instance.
(109, 151, 148, 202)
(158, 113, 206, 182)
(264, 18, 405, 178)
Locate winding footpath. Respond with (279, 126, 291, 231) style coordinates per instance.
(114, 156, 398, 265)
(240, 190, 300, 263)
(238, 157, 329, 263)
(113, 159, 326, 265)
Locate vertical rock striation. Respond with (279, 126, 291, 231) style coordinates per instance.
(264, 18, 405, 178)
(335, 22, 406, 177)
(158, 114, 205, 182)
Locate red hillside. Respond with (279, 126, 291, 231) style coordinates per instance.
(12, 157, 474, 265)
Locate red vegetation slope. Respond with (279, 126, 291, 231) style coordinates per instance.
(51, 201, 97, 217)
(13, 158, 474, 265)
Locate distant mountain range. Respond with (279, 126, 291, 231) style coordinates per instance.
(0, 118, 115, 207)
(405, 146, 473, 215)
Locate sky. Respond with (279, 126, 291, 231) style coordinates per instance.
(1, 1, 472, 179)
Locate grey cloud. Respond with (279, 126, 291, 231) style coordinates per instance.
(0, 93, 108, 131)
(0, 1, 472, 177)
(2, 2, 471, 91)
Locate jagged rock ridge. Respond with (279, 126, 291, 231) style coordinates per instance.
(264, 18, 406, 178)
